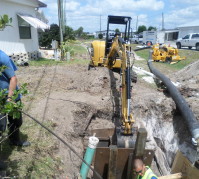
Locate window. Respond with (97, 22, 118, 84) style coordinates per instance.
(191, 34, 199, 39)
(18, 16, 31, 39)
(183, 35, 190, 39)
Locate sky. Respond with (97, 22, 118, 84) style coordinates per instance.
(40, 0, 199, 33)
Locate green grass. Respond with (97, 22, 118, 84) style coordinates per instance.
(135, 49, 150, 60)
(1, 118, 64, 178)
(70, 41, 87, 52)
(170, 49, 199, 69)
(29, 58, 89, 66)
(29, 58, 65, 66)
(73, 44, 87, 54)
(29, 40, 89, 67)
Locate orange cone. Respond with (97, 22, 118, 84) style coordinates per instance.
(147, 42, 151, 46)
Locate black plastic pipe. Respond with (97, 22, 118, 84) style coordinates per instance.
(148, 50, 199, 142)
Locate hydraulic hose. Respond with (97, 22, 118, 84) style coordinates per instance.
(147, 50, 199, 142)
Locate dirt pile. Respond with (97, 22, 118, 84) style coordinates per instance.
(174, 60, 199, 119)
(15, 64, 115, 178)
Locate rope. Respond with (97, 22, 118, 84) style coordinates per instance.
(21, 110, 103, 179)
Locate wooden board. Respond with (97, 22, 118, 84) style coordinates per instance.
(171, 150, 199, 179)
(158, 172, 182, 179)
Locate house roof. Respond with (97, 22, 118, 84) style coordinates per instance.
(37, 0, 47, 8)
(178, 20, 199, 28)
(6, 0, 47, 8)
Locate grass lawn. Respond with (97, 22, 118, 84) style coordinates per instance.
(29, 58, 89, 66)
(29, 41, 89, 67)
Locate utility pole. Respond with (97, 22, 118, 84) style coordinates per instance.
(62, 0, 66, 34)
(136, 16, 138, 33)
(100, 15, 101, 33)
(57, 0, 63, 43)
(57, 0, 64, 60)
(162, 12, 165, 31)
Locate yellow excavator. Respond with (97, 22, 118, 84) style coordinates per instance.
(87, 16, 155, 178)
(152, 44, 186, 63)
(89, 15, 134, 136)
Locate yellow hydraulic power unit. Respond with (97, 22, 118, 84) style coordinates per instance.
(152, 44, 186, 63)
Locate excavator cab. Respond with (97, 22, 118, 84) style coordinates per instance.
(89, 15, 132, 69)
(105, 15, 132, 55)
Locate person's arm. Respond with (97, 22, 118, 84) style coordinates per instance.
(8, 75, 17, 98)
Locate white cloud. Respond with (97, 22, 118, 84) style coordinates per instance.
(65, 1, 80, 11)
(169, 0, 199, 5)
(164, 5, 199, 28)
(40, 0, 199, 32)
(62, 0, 164, 31)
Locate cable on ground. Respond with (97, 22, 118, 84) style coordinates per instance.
(21, 110, 103, 179)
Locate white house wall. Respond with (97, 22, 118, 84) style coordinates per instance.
(0, 0, 39, 55)
(179, 27, 199, 39)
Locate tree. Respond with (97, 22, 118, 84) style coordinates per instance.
(137, 25, 147, 34)
(115, 28, 120, 33)
(64, 26, 75, 41)
(49, 24, 60, 41)
(39, 24, 60, 49)
(98, 33, 103, 39)
(39, 29, 51, 49)
(39, 24, 77, 48)
(148, 26, 157, 31)
(75, 26, 84, 38)
(0, 14, 12, 31)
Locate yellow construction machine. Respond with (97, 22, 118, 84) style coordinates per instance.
(152, 44, 186, 63)
(87, 15, 154, 178)
(89, 15, 134, 136)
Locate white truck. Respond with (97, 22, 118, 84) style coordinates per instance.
(130, 34, 143, 44)
(176, 33, 199, 50)
(142, 31, 165, 45)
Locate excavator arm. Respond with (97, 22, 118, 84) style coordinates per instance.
(106, 36, 135, 134)
(88, 15, 135, 139)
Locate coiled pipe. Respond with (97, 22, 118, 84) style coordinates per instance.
(148, 50, 199, 144)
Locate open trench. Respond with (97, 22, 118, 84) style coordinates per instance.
(68, 61, 199, 178)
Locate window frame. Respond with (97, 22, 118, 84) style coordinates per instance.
(182, 35, 190, 40)
(17, 16, 32, 39)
